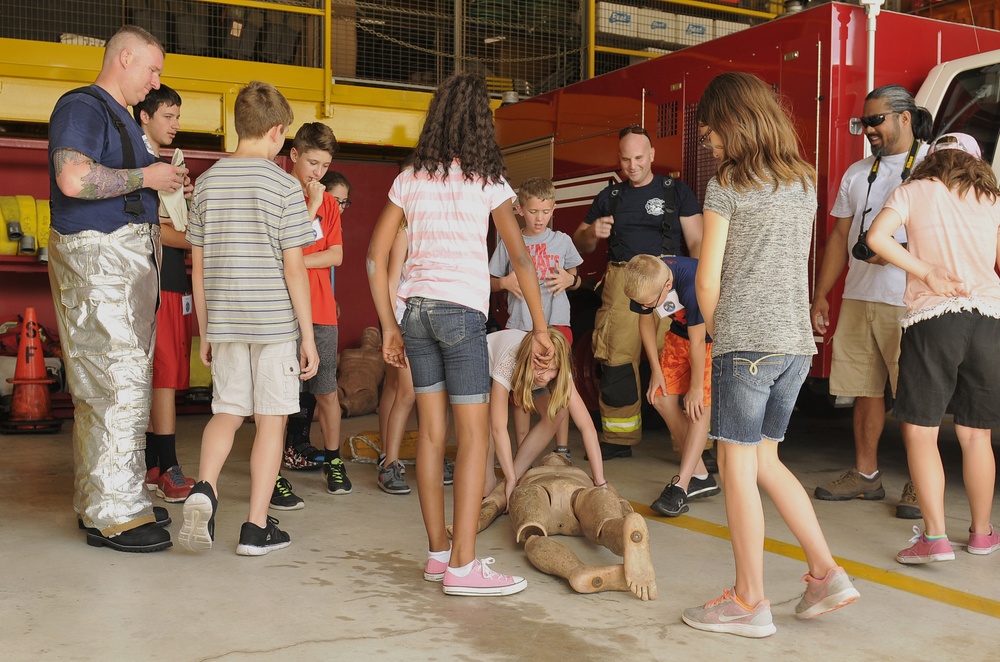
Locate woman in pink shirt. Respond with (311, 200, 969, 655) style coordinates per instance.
(368, 72, 553, 596)
(868, 132, 1000, 563)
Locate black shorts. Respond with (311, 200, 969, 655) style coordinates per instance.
(895, 311, 1000, 428)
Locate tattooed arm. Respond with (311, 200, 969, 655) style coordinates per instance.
(53, 148, 186, 200)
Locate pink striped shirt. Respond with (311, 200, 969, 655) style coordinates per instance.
(389, 162, 516, 315)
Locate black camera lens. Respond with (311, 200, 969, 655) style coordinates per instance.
(852, 232, 876, 261)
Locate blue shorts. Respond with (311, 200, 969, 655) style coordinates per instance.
(710, 352, 810, 446)
(401, 297, 490, 405)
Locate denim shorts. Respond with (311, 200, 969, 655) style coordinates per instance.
(710, 352, 810, 445)
(401, 297, 490, 405)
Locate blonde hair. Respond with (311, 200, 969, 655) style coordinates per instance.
(622, 255, 671, 303)
(697, 72, 816, 193)
(234, 81, 293, 141)
(517, 178, 556, 206)
(510, 329, 572, 421)
(908, 149, 1000, 203)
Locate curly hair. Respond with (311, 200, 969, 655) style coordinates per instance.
(510, 329, 571, 421)
(697, 72, 815, 193)
(908, 149, 1000, 202)
(410, 72, 506, 187)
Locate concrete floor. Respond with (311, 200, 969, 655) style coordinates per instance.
(1, 408, 997, 661)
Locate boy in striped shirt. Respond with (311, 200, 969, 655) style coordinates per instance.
(180, 81, 319, 556)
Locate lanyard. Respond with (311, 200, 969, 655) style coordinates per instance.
(856, 138, 921, 238)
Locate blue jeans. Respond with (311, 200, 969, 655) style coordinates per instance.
(710, 352, 810, 445)
(401, 297, 490, 405)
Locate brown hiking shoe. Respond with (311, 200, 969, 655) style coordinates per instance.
(815, 469, 886, 501)
(895, 480, 922, 519)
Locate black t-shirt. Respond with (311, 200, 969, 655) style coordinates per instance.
(584, 174, 702, 261)
(156, 157, 190, 294)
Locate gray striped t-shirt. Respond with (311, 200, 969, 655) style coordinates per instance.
(703, 175, 818, 358)
(188, 158, 314, 344)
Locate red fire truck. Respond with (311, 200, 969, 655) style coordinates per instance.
(494, 1, 1000, 410)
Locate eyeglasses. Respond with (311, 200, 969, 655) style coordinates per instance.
(638, 277, 671, 311)
(619, 125, 650, 139)
(334, 197, 351, 210)
(849, 112, 900, 135)
(698, 127, 715, 150)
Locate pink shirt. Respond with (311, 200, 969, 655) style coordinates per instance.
(884, 178, 1000, 327)
(389, 162, 516, 315)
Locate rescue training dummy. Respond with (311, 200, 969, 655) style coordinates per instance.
(478, 452, 657, 601)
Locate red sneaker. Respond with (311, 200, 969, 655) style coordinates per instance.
(145, 467, 160, 492)
(157, 466, 193, 503)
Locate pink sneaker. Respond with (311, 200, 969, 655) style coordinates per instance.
(424, 556, 448, 582)
(896, 526, 955, 564)
(968, 525, 1000, 555)
(442, 557, 528, 596)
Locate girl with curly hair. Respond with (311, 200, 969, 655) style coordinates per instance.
(367, 72, 553, 597)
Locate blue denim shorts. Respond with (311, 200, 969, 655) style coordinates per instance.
(401, 297, 490, 405)
(710, 352, 810, 445)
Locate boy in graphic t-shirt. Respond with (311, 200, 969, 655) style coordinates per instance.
(489, 178, 583, 458)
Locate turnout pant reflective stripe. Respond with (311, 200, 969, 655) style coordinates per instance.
(591, 263, 671, 446)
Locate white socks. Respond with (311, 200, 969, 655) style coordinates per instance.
(445, 560, 475, 577)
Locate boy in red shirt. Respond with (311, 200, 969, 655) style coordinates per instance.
(271, 123, 347, 509)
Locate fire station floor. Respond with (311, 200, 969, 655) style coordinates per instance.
(1, 407, 997, 661)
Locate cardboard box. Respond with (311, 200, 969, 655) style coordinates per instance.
(635, 8, 675, 43)
(714, 19, 749, 38)
(675, 14, 712, 47)
(596, 2, 638, 39)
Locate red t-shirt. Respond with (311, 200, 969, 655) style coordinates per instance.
(303, 191, 343, 325)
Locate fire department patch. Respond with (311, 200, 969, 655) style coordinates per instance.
(645, 198, 666, 215)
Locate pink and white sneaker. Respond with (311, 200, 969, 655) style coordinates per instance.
(424, 557, 448, 582)
(968, 525, 1000, 555)
(896, 526, 955, 564)
(442, 557, 527, 596)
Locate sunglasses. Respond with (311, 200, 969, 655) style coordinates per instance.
(334, 197, 351, 210)
(619, 125, 650, 139)
(849, 112, 900, 135)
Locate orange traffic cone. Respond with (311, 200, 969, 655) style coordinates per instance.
(0, 307, 63, 434)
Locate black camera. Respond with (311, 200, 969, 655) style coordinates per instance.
(852, 231, 876, 261)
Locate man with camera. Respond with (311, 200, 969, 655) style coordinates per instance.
(810, 84, 932, 518)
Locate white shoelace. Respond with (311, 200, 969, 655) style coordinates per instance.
(478, 557, 504, 579)
(906, 524, 960, 548)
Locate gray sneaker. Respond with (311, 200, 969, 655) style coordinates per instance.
(682, 589, 776, 638)
(895, 480, 922, 519)
(795, 566, 860, 619)
(814, 469, 886, 501)
(443, 458, 455, 486)
(377, 460, 411, 495)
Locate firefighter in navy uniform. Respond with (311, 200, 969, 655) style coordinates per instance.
(573, 126, 704, 459)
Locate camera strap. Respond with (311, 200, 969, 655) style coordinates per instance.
(855, 138, 921, 243)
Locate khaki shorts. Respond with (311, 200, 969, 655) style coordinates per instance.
(210, 340, 301, 416)
(829, 299, 904, 398)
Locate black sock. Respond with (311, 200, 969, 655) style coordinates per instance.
(155, 434, 179, 472)
(326, 448, 341, 461)
(144, 432, 157, 471)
